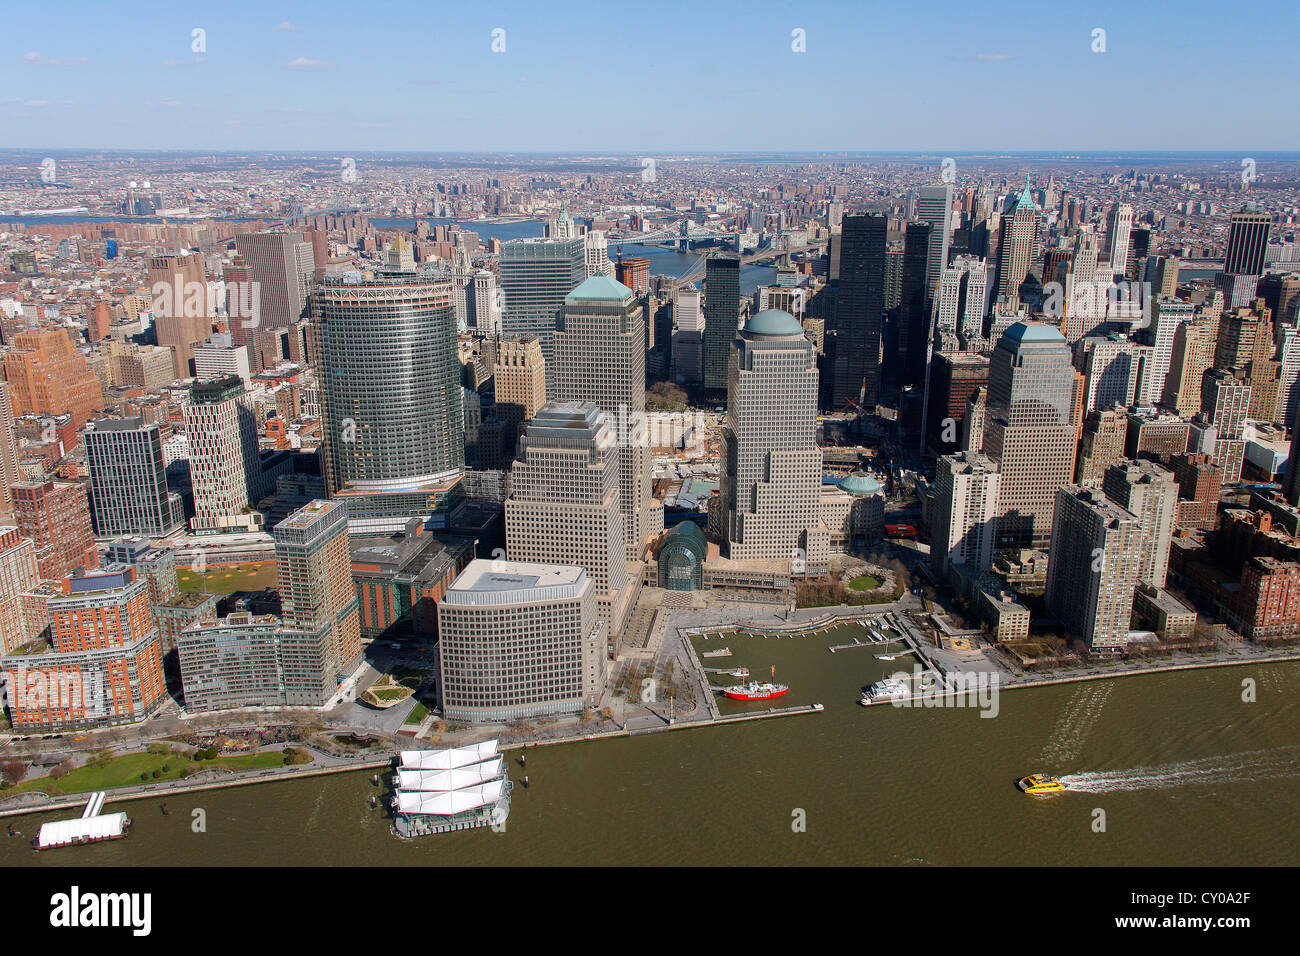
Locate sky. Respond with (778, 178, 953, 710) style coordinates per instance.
(3, 0, 1298, 153)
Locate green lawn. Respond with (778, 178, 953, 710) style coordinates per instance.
(848, 575, 883, 592)
(369, 686, 412, 702)
(177, 561, 278, 595)
(7, 748, 305, 796)
(404, 702, 429, 726)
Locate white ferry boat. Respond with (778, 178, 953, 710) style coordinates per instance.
(859, 678, 910, 705)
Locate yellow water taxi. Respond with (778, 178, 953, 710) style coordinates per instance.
(1017, 774, 1066, 795)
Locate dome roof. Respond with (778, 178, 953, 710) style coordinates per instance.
(838, 472, 882, 496)
(745, 309, 804, 337)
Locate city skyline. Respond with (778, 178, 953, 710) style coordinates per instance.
(4, 0, 1298, 152)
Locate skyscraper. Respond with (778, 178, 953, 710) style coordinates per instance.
(552, 275, 663, 559)
(1045, 485, 1143, 653)
(719, 310, 828, 572)
(898, 220, 932, 390)
(830, 214, 887, 409)
(10, 479, 97, 580)
(996, 181, 1041, 309)
(313, 274, 464, 532)
(1103, 203, 1134, 281)
(1102, 459, 1178, 589)
(2, 328, 103, 434)
(185, 375, 264, 533)
(1224, 206, 1271, 277)
(493, 334, 547, 440)
(1137, 298, 1193, 407)
(84, 418, 184, 537)
(499, 236, 586, 358)
(0, 381, 21, 517)
(982, 322, 1078, 548)
(148, 252, 211, 377)
(505, 402, 631, 634)
(233, 231, 315, 331)
(272, 499, 362, 682)
(918, 183, 953, 297)
(931, 452, 1000, 575)
(704, 253, 742, 397)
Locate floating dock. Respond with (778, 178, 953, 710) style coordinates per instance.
(35, 791, 131, 850)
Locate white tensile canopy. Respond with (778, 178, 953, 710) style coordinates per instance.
(399, 739, 499, 771)
(396, 757, 504, 792)
(394, 779, 505, 816)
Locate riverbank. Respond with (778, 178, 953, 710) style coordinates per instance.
(0, 703, 825, 820)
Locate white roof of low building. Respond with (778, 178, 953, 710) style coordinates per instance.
(37, 812, 128, 849)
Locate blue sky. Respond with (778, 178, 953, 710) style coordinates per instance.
(4, 0, 1297, 151)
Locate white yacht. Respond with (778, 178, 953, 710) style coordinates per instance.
(859, 677, 910, 705)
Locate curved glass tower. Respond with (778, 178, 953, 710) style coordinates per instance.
(314, 273, 464, 532)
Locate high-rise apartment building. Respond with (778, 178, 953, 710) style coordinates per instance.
(930, 452, 1000, 575)
(3, 328, 103, 434)
(185, 375, 264, 533)
(982, 322, 1078, 548)
(1137, 298, 1194, 407)
(1045, 485, 1143, 652)
(1102, 460, 1178, 589)
(0, 382, 21, 516)
(1076, 405, 1129, 487)
(83, 418, 184, 537)
(1201, 368, 1252, 484)
(0, 527, 40, 653)
(1, 566, 166, 729)
(1162, 319, 1217, 416)
(273, 499, 362, 680)
(719, 310, 828, 572)
(313, 274, 464, 532)
(10, 479, 97, 581)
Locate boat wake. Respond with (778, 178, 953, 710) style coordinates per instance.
(1060, 746, 1300, 793)
(1039, 682, 1113, 763)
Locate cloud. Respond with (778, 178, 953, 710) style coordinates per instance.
(23, 52, 89, 66)
(23, 99, 51, 107)
(975, 53, 1015, 62)
(285, 57, 333, 70)
(161, 56, 207, 67)
(275, 21, 302, 32)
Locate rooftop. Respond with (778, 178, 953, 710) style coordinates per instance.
(565, 273, 633, 303)
(744, 308, 804, 337)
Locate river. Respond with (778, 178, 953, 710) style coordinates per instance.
(6, 628, 1297, 867)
